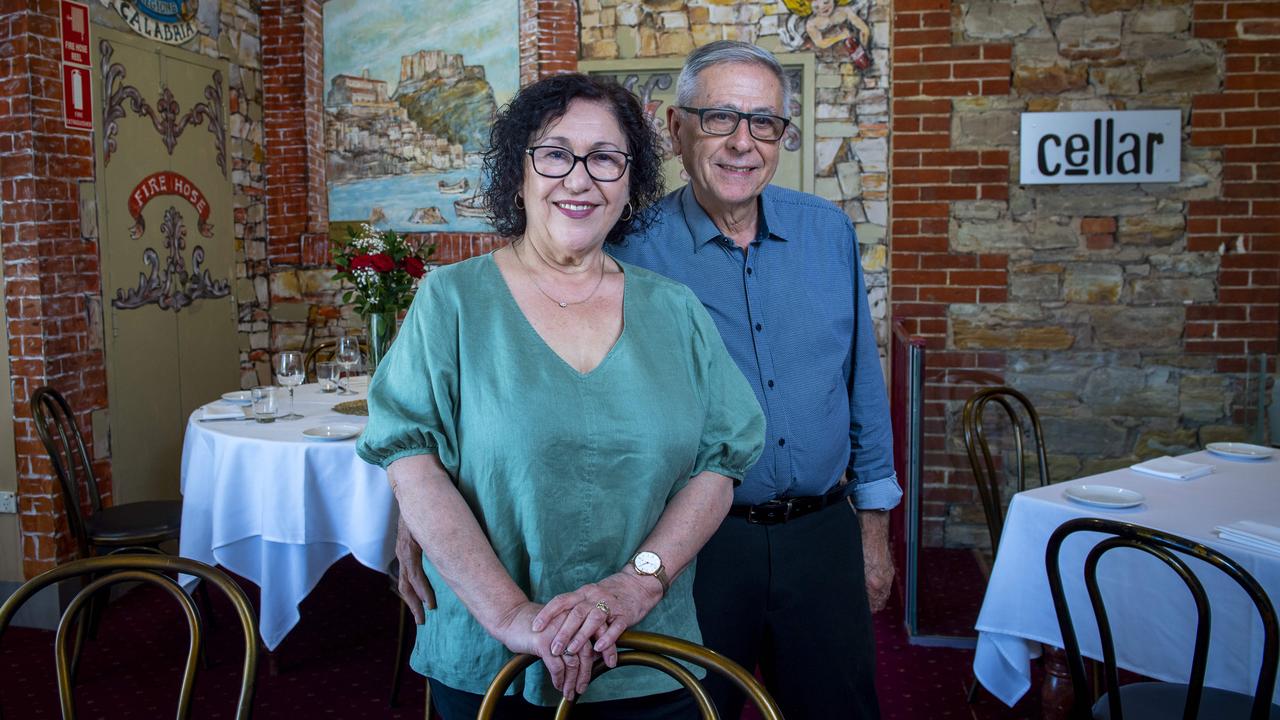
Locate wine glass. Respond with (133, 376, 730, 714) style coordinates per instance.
(335, 336, 361, 392)
(274, 351, 304, 420)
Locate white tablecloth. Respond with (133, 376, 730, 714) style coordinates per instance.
(179, 382, 395, 650)
(974, 450, 1280, 707)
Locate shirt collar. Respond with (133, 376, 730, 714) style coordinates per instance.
(681, 185, 788, 253)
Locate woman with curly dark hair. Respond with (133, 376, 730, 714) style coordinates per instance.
(358, 74, 764, 719)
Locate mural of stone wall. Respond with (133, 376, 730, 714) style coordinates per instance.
(580, 0, 893, 362)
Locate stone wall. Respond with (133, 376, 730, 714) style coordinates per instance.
(890, 0, 1279, 549)
(580, 0, 895, 358)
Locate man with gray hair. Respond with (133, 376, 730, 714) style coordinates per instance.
(610, 40, 899, 718)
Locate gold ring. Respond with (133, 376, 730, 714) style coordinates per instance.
(594, 601, 610, 616)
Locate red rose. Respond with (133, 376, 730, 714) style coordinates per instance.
(348, 254, 375, 270)
(402, 256, 426, 279)
(369, 253, 395, 272)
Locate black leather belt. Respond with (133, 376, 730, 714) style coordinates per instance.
(729, 485, 848, 525)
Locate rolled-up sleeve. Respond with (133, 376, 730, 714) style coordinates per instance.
(356, 273, 461, 476)
(846, 240, 901, 512)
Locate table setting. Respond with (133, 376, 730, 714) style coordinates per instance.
(973, 444, 1280, 708)
(178, 373, 395, 650)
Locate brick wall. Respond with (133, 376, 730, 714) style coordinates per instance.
(1, 0, 109, 577)
(1186, 2, 1280, 379)
(889, 0, 1280, 549)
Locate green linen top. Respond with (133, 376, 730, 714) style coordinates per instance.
(356, 253, 765, 706)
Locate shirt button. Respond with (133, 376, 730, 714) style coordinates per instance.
(767, 380, 775, 388)
(755, 323, 762, 331)
(746, 267, 753, 275)
(778, 438, 786, 447)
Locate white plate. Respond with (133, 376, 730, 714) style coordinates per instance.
(302, 424, 362, 441)
(221, 391, 253, 405)
(1064, 484, 1145, 509)
(1205, 442, 1275, 461)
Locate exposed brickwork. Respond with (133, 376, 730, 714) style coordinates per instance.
(1, 0, 109, 577)
(1187, 1, 1280, 374)
(890, 1, 1013, 545)
(261, 0, 324, 265)
(890, 0, 1279, 549)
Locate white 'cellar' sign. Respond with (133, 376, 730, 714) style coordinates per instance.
(1020, 110, 1181, 185)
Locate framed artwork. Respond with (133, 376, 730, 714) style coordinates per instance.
(322, 0, 518, 232)
(578, 54, 815, 195)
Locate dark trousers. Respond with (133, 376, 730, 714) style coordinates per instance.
(428, 678, 699, 720)
(693, 498, 881, 720)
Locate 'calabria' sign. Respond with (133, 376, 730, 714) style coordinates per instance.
(99, 0, 200, 45)
(1019, 110, 1180, 185)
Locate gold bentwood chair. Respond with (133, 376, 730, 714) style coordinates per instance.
(0, 554, 259, 719)
(477, 630, 783, 719)
(962, 386, 1051, 558)
(303, 340, 367, 381)
(1046, 517, 1280, 720)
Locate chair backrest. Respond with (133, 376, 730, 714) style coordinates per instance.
(477, 630, 783, 719)
(303, 340, 367, 381)
(0, 554, 259, 720)
(961, 386, 1049, 555)
(1045, 517, 1280, 720)
(31, 386, 99, 558)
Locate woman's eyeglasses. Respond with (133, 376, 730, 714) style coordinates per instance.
(678, 106, 791, 142)
(526, 146, 632, 182)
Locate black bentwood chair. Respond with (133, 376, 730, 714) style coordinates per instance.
(0, 554, 258, 719)
(31, 386, 193, 675)
(478, 630, 783, 719)
(962, 386, 1051, 558)
(1046, 517, 1280, 720)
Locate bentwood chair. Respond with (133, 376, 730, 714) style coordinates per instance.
(962, 386, 1050, 557)
(478, 630, 783, 719)
(31, 386, 188, 675)
(31, 386, 184, 560)
(962, 386, 1052, 702)
(1046, 517, 1280, 720)
(303, 339, 367, 381)
(0, 554, 258, 719)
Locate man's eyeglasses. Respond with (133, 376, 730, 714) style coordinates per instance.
(678, 106, 791, 142)
(525, 146, 632, 182)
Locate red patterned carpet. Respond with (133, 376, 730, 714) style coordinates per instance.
(1, 555, 1042, 719)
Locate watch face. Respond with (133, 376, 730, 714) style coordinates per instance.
(634, 551, 660, 574)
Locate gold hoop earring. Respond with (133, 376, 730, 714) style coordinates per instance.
(515, 194, 525, 210)
(620, 202, 633, 222)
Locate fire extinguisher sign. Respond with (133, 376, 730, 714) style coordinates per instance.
(60, 0, 93, 132)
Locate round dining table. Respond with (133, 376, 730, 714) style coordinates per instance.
(179, 381, 394, 650)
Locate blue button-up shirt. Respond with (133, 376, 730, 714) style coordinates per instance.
(612, 184, 901, 510)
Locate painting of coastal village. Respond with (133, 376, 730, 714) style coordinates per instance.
(322, 1, 518, 232)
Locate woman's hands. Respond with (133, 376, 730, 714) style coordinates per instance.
(531, 571, 663, 669)
(492, 601, 598, 701)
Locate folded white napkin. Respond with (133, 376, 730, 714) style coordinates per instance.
(201, 402, 245, 420)
(1215, 521, 1280, 557)
(1130, 456, 1214, 481)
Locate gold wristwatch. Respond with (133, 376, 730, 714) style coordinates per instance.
(630, 551, 670, 594)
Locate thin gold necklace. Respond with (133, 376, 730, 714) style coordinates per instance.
(514, 241, 606, 309)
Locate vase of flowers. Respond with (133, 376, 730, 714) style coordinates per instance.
(330, 224, 434, 374)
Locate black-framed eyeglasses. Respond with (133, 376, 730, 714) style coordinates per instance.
(678, 106, 791, 142)
(525, 146, 632, 182)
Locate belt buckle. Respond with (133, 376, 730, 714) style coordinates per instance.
(782, 498, 796, 522)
